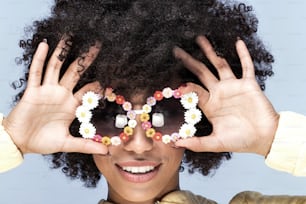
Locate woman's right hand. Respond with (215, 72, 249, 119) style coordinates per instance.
(2, 39, 108, 155)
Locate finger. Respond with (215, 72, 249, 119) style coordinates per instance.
(196, 36, 235, 80)
(43, 36, 72, 85)
(74, 81, 103, 102)
(27, 41, 49, 87)
(60, 43, 101, 90)
(236, 40, 255, 78)
(62, 136, 108, 154)
(173, 46, 218, 89)
(174, 135, 223, 152)
(178, 82, 210, 109)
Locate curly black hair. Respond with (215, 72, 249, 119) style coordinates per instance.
(13, 0, 274, 188)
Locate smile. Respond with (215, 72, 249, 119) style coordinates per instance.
(122, 166, 155, 174)
(116, 163, 161, 183)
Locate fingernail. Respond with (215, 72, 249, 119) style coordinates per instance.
(42, 38, 48, 43)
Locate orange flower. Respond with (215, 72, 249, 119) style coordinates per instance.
(154, 91, 164, 101)
(153, 132, 162, 141)
(120, 132, 129, 142)
(116, 95, 125, 105)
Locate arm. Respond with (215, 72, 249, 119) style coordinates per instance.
(265, 111, 306, 176)
(0, 113, 23, 173)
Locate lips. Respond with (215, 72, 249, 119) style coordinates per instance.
(116, 162, 160, 183)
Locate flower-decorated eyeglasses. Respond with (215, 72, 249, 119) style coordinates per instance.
(75, 87, 202, 146)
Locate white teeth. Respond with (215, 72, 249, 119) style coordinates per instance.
(122, 166, 155, 174)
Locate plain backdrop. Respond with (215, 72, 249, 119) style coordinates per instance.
(1, 0, 306, 203)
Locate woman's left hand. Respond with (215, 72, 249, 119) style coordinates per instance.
(173, 36, 279, 156)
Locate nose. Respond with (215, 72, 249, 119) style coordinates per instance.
(123, 122, 153, 154)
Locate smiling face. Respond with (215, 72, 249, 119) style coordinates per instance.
(93, 92, 185, 203)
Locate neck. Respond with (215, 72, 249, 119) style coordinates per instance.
(106, 174, 180, 204)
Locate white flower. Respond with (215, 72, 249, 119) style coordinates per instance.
(122, 101, 132, 111)
(184, 108, 202, 125)
(180, 92, 199, 109)
(115, 114, 128, 128)
(162, 87, 173, 98)
(152, 113, 164, 127)
(179, 123, 196, 139)
(111, 136, 122, 146)
(162, 134, 172, 144)
(79, 122, 96, 139)
(76, 106, 92, 123)
(142, 104, 152, 113)
(171, 132, 181, 141)
(82, 91, 100, 110)
(128, 119, 137, 128)
(146, 96, 156, 106)
(127, 110, 136, 120)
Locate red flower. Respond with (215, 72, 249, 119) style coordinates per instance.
(120, 132, 129, 142)
(153, 91, 163, 101)
(116, 95, 125, 105)
(153, 132, 162, 141)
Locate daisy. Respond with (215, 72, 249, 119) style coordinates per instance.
(93, 134, 102, 143)
(106, 92, 116, 102)
(82, 91, 99, 110)
(142, 104, 152, 113)
(146, 128, 156, 138)
(146, 96, 156, 106)
(140, 112, 150, 122)
(179, 123, 196, 139)
(128, 119, 137, 128)
(142, 121, 152, 130)
(79, 122, 96, 139)
(173, 89, 182, 99)
(75, 105, 92, 123)
(122, 101, 132, 111)
(162, 134, 172, 144)
(102, 136, 112, 146)
(127, 110, 136, 120)
(120, 132, 129, 142)
(124, 126, 133, 136)
(154, 90, 163, 101)
(171, 132, 181, 142)
(115, 95, 125, 105)
(184, 108, 202, 125)
(162, 87, 173, 98)
(153, 132, 162, 141)
(180, 92, 199, 109)
(111, 136, 122, 146)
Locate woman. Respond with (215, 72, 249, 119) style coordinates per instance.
(1, 0, 305, 203)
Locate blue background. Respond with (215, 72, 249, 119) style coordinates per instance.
(1, 0, 306, 203)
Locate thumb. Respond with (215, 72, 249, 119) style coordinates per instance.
(174, 135, 223, 152)
(62, 137, 109, 154)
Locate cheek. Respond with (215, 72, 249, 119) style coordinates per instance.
(93, 154, 111, 175)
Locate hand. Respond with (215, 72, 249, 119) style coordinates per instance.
(3, 39, 108, 155)
(173, 36, 279, 156)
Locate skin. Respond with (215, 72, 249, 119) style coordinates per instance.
(174, 36, 279, 156)
(2, 36, 279, 156)
(94, 102, 185, 204)
(2, 40, 107, 155)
